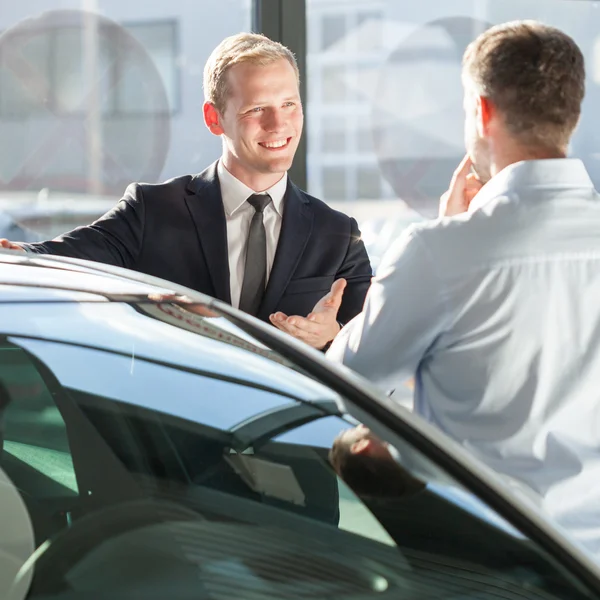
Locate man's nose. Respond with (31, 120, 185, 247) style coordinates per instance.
(264, 108, 286, 132)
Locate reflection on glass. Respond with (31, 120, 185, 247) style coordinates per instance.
(322, 165, 347, 201)
(307, 0, 600, 225)
(321, 64, 348, 103)
(322, 116, 347, 153)
(0, 1, 251, 238)
(0, 32, 52, 117)
(357, 165, 382, 199)
(321, 14, 347, 51)
(122, 21, 179, 113)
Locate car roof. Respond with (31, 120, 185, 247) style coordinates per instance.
(0, 249, 342, 414)
(0, 250, 189, 301)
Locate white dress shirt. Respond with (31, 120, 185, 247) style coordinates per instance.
(328, 158, 600, 559)
(217, 161, 287, 309)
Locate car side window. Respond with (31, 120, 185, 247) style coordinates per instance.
(0, 341, 78, 496)
(337, 476, 395, 545)
(0, 341, 80, 551)
(161, 406, 596, 600)
(274, 416, 396, 545)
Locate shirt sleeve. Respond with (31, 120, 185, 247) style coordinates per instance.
(327, 226, 449, 392)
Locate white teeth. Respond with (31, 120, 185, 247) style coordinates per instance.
(261, 139, 287, 149)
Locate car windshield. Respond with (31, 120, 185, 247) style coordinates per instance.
(0, 295, 596, 600)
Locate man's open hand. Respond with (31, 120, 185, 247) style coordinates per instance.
(269, 279, 346, 349)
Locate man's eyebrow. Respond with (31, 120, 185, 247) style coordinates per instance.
(241, 94, 300, 107)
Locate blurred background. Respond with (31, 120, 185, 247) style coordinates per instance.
(0, 0, 598, 270)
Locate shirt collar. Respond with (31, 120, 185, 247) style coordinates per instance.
(217, 160, 287, 217)
(468, 158, 594, 214)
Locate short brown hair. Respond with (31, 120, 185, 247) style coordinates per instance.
(203, 32, 299, 114)
(329, 431, 424, 498)
(462, 21, 585, 150)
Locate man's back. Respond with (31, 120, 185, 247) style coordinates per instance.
(422, 159, 600, 549)
(332, 158, 600, 555)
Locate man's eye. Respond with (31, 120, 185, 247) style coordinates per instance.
(283, 102, 295, 107)
(251, 107, 263, 113)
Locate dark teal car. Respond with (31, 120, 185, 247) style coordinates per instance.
(0, 251, 599, 600)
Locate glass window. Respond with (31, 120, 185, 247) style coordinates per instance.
(358, 125, 374, 154)
(322, 116, 347, 153)
(307, 0, 600, 223)
(0, 344, 76, 484)
(356, 165, 382, 199)
(0, 1, 251, 238)
(122, 21, 179, 114)
(0, 299, 596, 599)
(0, 21, 177, 118)
(356, 10, 383, 52)
(322, 165, 347, 201)
(54, 27, 107, 115)
(0, 341, 79, 550)
(0, 31, 53, 117)
(321, 14, 347, 51)
(321, 64, 348, 104)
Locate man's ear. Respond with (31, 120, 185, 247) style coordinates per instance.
(351, 438, 374, 456)
(203, 102, 225, 136)
(477, 96, 494, 137)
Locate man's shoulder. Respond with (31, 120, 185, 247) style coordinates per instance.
(398, 203, 515, 276)
(130, 173, 195, 196)
(381, 212, 484, 271)
(408, 207, 489, 242)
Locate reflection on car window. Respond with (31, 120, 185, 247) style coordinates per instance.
(0, 341, 78, 494)
(0, 302, 596, 599)
(328, 422, 598, 600)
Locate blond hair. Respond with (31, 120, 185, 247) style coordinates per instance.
(203, 32, 299, 114)
(463, 21, 585, 151)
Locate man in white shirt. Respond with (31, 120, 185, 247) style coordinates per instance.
(278, 21, 600, 558)
(0, 33, 371, 347)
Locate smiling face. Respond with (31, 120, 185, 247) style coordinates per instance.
(204, 58, 303, 191)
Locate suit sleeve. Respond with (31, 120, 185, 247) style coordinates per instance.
(21, 183, 145, 269)
(335, 217, 373, 325)
(328, 228, 449, 392)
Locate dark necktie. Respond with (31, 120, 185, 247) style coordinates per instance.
(239, 193, 272, 316)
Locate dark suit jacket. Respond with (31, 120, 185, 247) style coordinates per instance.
(24, 162, 372, 324)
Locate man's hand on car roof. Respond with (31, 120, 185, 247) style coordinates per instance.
(0, 239, 25, 251)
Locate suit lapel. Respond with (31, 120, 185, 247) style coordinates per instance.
(258, 181, 313, 321)
(184, 162, 231, 304)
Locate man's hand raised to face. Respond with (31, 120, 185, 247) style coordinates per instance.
(0, 239, 25, 251)
(269, 278, 347, 349)
(439, 155, 484, 217)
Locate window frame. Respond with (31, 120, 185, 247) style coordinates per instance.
(253, 0, 307, 190)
